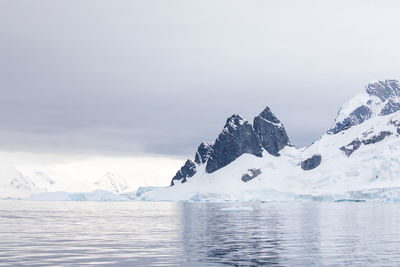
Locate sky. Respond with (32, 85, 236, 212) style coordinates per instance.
(1, 0, 400, 175)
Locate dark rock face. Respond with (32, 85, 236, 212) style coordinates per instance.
(340, 131, 392, 157)
(329, 80, 400, 135)
(329, 105, 372, 134)
(365, 80, 400, 101)
(194, 142, 213, 164)
(170, 107, 291, 186)
(340, 139, 362, 157)
(170, 160, 197, 186)
(241, 168, 262, 183)
(362, 131, 392, 145)
(253, 107, 290, 156)
(205, 115, 263, 173)
(380, 99, 400, 116)
(301, 155, 322, 170)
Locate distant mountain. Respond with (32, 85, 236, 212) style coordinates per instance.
(0, 167, 133, 200)
(94, 173, 129, 193)
(0, 166, 41, 199)
(139, 80, 400, 202)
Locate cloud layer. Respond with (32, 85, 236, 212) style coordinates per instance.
(1, 0, 400, 157)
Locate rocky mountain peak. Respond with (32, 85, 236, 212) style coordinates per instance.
(365, 80, 400, 101)
(170, 107, 291, 186)
(205, 114, 263, 173)
(222, 114, 246, 133)
(258, 106, 281, 124)
(253, 106, 290, 156)
(329, 80, 400, 134)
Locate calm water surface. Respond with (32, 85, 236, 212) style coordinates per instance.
(0, 201, 400, 266)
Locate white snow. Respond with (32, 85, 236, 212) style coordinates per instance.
(258, 116, 284, 128)
(333, 80, 400, 129)
(0, 166, 41, 199)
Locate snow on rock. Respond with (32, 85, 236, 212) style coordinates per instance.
(329, 80, 400, 134)
(138, 80, 400, 202)
(171, 107, 291, 186)
(205, 114, 263, 173)
(170, 160, 197, 186)
(253, 106, 291, 156)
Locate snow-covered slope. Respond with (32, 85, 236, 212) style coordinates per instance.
(0, 166, 41, 199)
(138, 80, 400, 202)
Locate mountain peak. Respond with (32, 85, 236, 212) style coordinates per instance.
(206, 114, 262, 173)
(258, 106, 281, 125)
(365, 79, 400, 101)
(253, 106, 290, 155)
(329, 80, 400, 134)
(222, 114, 247, 133)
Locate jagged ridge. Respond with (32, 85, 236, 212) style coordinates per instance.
(171, 79, 400, 187)
(171, 107, 291, 186)
(139, 79, 400, 202)
(329, 80, 400, 134)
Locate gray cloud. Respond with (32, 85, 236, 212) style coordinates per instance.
(1, 0, 400, 157)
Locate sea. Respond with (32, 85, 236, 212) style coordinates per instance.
(1, 200, 400, 266)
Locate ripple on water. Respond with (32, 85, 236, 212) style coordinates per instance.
(0, 201, 400, 266)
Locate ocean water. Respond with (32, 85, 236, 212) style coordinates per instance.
(1, 201, 400, 266)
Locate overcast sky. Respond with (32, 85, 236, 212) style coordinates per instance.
(1, 0, 400, 158)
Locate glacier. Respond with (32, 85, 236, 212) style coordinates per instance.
(27, 190, 130, 202)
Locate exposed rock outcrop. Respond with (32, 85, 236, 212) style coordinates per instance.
(170, 160, 197, 186)
(329, 80, 400, 134)
(301, 155, 322, 170)
(365, 79, 400, 101)
(362, 131, 392, 145)
(329, 105, 372, 134)
(205, 115, 263, 173)
(340, 139, 362, 157)
(380, 99, 400, 116)
(253, 107, 291, 156)
(194, 142, 213, 165)
(340, 131, 392, 157)
(170, 107, 291, 186)
(241, 168, 262, 183)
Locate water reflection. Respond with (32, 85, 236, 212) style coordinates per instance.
(1, 201, 400, 266)
(178, 202, 400, 266)
(179, 203, 284, 266)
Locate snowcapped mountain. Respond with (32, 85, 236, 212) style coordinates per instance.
(170, 107, 290, 186)
(0, 168, 132, 200)
(0, 153, 181, 200)
(139, 80, 400, 202)
(0, 166, 41, 199)
(94, 172, 129, 193)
